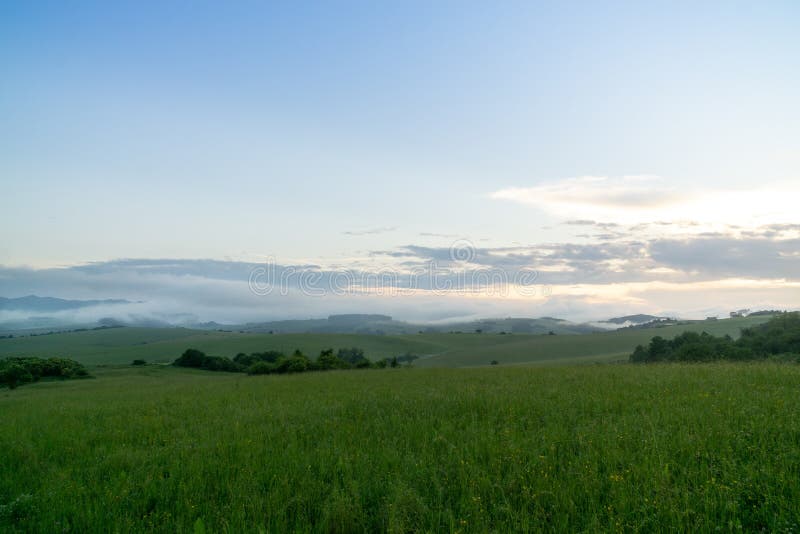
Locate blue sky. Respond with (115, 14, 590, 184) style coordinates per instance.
(1, 1, 799, 322)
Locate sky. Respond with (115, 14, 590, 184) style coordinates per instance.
(1, 1, 799, 323)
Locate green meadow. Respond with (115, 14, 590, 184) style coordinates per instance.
(0, 315, 771, 368)
(2, 363, 799, 532)
(2, 314, 797, 532)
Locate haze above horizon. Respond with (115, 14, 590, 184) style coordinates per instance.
(1, 1, 799, 323)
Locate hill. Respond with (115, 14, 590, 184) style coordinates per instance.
(601, 314, 666, 325)
(232, 314, 601, 336)
(413, 315, 772, 367)
(0, 315, 773, 368)
(0, 295, 131, 312)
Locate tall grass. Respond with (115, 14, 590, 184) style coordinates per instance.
(1, 363, 799, 532)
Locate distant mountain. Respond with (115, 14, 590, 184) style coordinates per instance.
(433, 317, 600, 335)
(235, 314, 411, 335)
(221, 314, 602, 336)
(602, 314, 666, 325)
(0, 295, 132, 313)
(0, 295, 606, 336)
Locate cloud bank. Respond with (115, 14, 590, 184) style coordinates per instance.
(491, 176, 800, 228)
(1, 224, 798, 326)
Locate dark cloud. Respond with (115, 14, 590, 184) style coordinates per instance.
(649, 237, 800, 279)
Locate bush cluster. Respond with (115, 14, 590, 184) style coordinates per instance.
(0, 357, 91, 389)
(631, 312, 800, 363)
(173, 347, 412, 375)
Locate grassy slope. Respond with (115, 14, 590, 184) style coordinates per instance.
(415, 315, 771, 367)
(0, 315, 772, 368)
(0, 328, 445, 366)
(1, 364, 798, 531)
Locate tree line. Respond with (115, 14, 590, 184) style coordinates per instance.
(173, 347, 417, 375)
(0, 357, 91, 389)
(630, 312, 800, 363)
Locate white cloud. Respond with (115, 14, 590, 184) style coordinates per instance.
(490, 176, 800, 228)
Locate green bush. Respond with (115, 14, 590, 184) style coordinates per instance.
(173, 349, 242, 372)
(0, 357, 91, 389)
(0, 364, 32, 389)
(174, 349, 207, 368)
(316, 349, 350, 370)
(631, 312, 800, 363)
(276, 353, 310, 374)
(201, 356, 242, 372)
(337, 347, 367, 366)
(234, 350, 285, 367)
(175, 346, 405, 376)
(246, 361, 277, 375)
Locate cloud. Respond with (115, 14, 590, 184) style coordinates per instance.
(418, 232, 462, 239)
(380, 231, 800, 285)
(490, 176, 800, 227)
(491, 175, 683, 217)
(1, 229, 799, 325)
(649, 236, 800, 279)
(343, 227, 397, 236)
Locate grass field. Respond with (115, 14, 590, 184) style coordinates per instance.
(416, 316, 773, 367)
(1, 363, 799, 532)
(0, 328, 444, 367)
(0, 316, 772, 368)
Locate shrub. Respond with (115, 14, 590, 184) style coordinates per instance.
(337, 347, 368, 366)
(276, 355, 310, 374)
(174, 349, 207, 368)
(173, 349, 242, 372)
(201, 356, 242, 372)
(0, 357, 91, 389)
(354, 359, 372, 369)
(234, 350, 285, 367)
(317, 349, 349, 370)
(630, 313, 800, 363)
(174, 346, 384, 376)
(247, 361, 276, 375)
(0, 364, 31, 389)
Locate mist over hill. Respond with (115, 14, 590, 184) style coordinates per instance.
(0, 295, 606, 335)
(0, 292, 789, 338)
(0, 296, 132, 312)
(234, 314, 602, 336)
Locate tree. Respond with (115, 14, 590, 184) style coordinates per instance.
(277, 354, 309, 374)
(1, 364, 32, 389)
(337, 347, 367, 366)
(648, 337, 670, 361)
(317, 348, 347, 370)
(174, 349, 207, 368)
(630, 345, 648, 363)
(629, 313, 800, 363)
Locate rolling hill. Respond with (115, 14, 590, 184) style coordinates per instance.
(0, 315, 773, 368)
